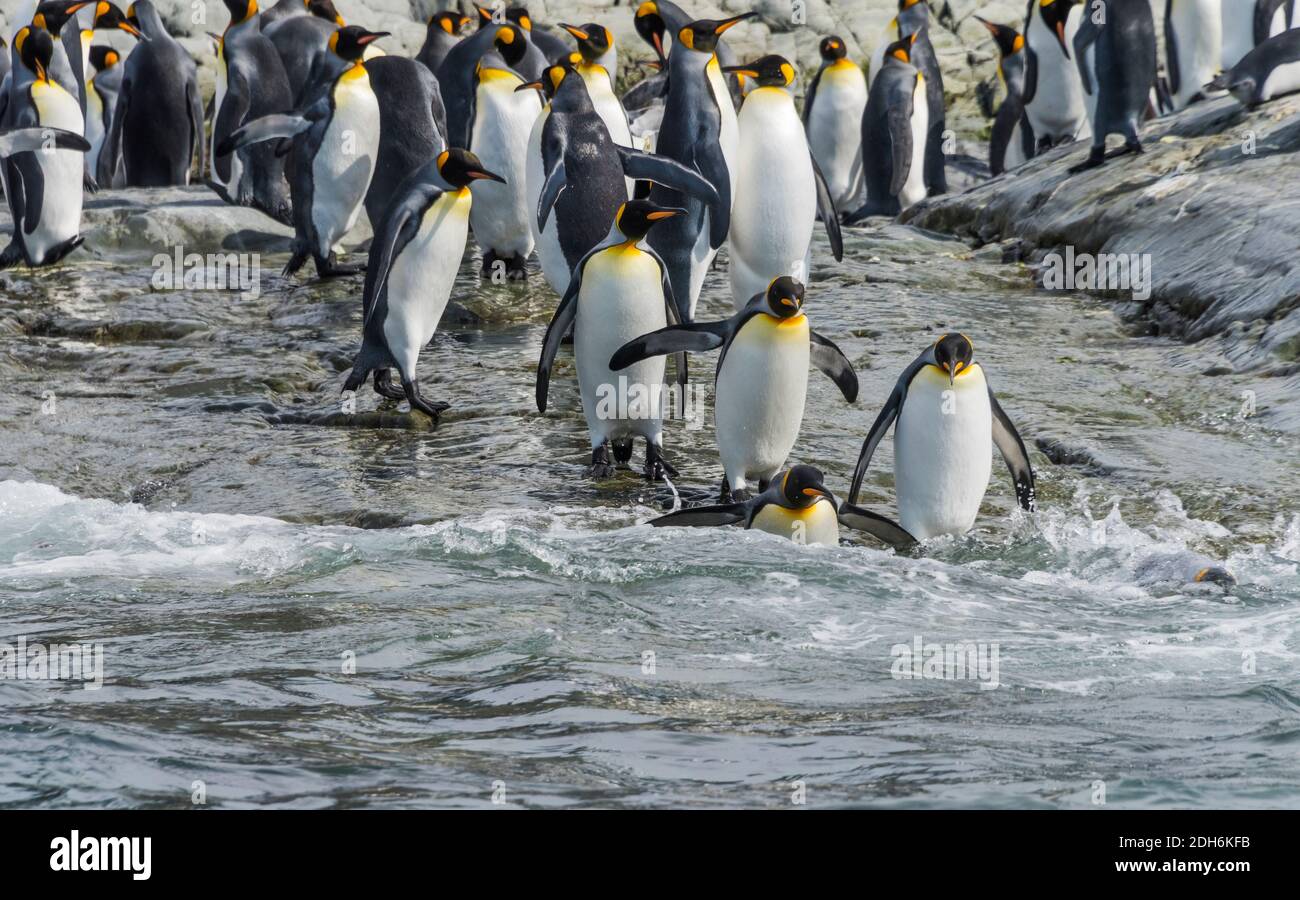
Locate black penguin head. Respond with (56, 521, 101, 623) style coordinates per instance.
(559, 22, 613, 63)
(634, 3, 667, 64)
(429, 11, 469, 36)
(764, 276, 805, 318)
(222, 0, 259, 26)
(15, 27, 56, 82)
(677, 12, 754, 55)
(885, 33, 917, 64)
(436, 148, 506, 188)
(93, 2, 145, 38)
(329, 26, 387, 62)
(474, 3, 530, 31)
(88, 44, 120, 71)
(819, 36, 848, 63)
(974, 16, 1023, 58)
(1038, 0, 1078, 57)
(33, 1, 92, 36)
(724, 54, 795, 89)
(506, 6, 533, 32)
(780, 466, 834, 509)
(932, 333, 975, 385)
(515, 62, 571, 100)
(615, 200, 684, 242)
(304, 0, 344, 26)
(492, 23, 526, 67)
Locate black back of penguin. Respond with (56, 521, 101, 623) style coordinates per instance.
(362, 55, 449, 229)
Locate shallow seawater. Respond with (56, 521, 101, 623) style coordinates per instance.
(1, 189, 1298, 808)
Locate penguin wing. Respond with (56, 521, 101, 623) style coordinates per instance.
(649, 503, 750, 528)
(187, 73, 207, 179)
(0, 127, 90, 157)
(1254, 0, 1285, 45)
(623, 71, 668, 111)
(617, 146, 720, 209)
(212, 77, 252, 183)
(847, 352, 930, 504)
(101, 75, 129, 185)
(537, 156, 566, 232)
(216, 110, 319, 156)
(609, 320, 730, 370)
(837, 502, 917, 549)
(810, 154, 844, 260)
(691, 138, 731, 249)
(1073, 18, 1100, 95)
(989, 98, 1022, 176)
(886, 102, 914, 198)
(1164, 0, 1181, 96)
(802, 62, 827, 127)
(809, 330, 858, 402)
(537, 251, 596, 413)
(363, 187, 440, 326)
(988, 386, 1037, 511)
(1021, 44, 1038, 106)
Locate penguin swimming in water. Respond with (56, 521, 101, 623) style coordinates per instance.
(611, 276, 858, 501)
(846, 35, 928, 220)
(1166, 0, 1224, 109)
(558, 22, 631, 147)
(523, 64, 719, 296)
(1023, 0, 1091, 151)
(342, 148, 505, 420)
(650, 464, 842, 546)
(1070, 0, 1156, 172)
(210, 0, 294, 226)
(437, 21, 520, 151)
(103, 1, 203, 187)
(218, 25, 385, 277)
(645, 13, 752, 322)
(536, 199, 687, 481)
(803, 36, 868, 211)
(977, 18, 1036, 176)
(468, 47, 542, 279)
(0, 27, 92, 269)
(841, 333, 1036, 547)
(83, 43, 121, 185)
(1207, 27, 1300, 105)
(1134, 551, 1236, 588)
(723, 55, 842, 310)
(416, 10, 470, 77)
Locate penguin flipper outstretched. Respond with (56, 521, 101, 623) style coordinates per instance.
(616, 146, 720, 210)
(0, 127, 91, 157)
(988, 387, 1037, 511)
(847, 351, 930, 504)
(649, 503, 750, 528)
(609, 320, 729, 370)
(809, 330, 858, 402)
(810, 154, 843, 261)
(837, 502, 916, 549)
(215, 109, 320, 157)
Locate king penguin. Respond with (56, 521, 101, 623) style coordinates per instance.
(217, 25, 385, 278)
(1166, 0, 1225, 109)
(437, 22, 520, 151)
(1023, 0, 1091, 151)
(611, 276, 857, 501)
(416, 10, 470, 77)
(1071, 0, 1156, 172)
(846, 35, 929, 220)
(868, 1, 947, 195)
(536, 199, 687, 481)
(342, 148, 505, 420)
(104, 1, 203, 186)
(558, 22, 631, 147)
(84, 43, 121, 186)
(649, 464, 842, 546)
(977, 18, 1035, 176)
(471, 3, 548, 81)
(840, 333, 1036, 547)
(1207, 27, 1300, 106)
(645, 13, 752, 322)
(0, 27, 92, 269)
(723, 55, 842, 309)
(803, 36, 868, 211)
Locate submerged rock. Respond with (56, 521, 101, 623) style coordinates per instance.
(266, 408, 438, 431)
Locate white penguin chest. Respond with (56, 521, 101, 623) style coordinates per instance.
(581, 65, 632, 148)
(731, 88, 815, 259)
(312, 68, 381, 249)
(899, 75, 929, 209)
(894, 363, 993, 540)
(1025, 9, 1087, 134)
(469, 73, 539, 256)
(751, 498, 839, 546)
(25, 79, 84, 257)
(807, 62, 867, 205)
(707, 56, 739, 202)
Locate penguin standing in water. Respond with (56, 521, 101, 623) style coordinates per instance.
(417, 10, 470, 76)
(103, 1, 203, 186)
(1166, 0, 1224, 109)
(210, 0, 294, 225)
(840, 333, 1036, 547)
(723, 55, 842, 309)
(611, 276, 857, 501)
(649, 465, 842, 546)
(1207, 28, 1300, 105)
(1023, 0, 1091, 151)
(558, 22, 632, 147)
(536, 200, 687, 481)
(218, 26, 386, 277)
(646, 13, 752, 323)
(437, 22, 520, 150)
(0, 27, 93, 269)
(977, 18, 1035, 176)
(524, 64, 719, 296)
(468, 48, 541, 279)
(1071, 0, 1156, 172)
(803, 36, 868, 211)
(846, 36, 928, 220)
(343, 149, 506, 420)
(84, 43, 121, 185)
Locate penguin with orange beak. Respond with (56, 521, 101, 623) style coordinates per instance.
(1023, 0, 1091, 151)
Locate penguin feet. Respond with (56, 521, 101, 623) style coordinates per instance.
(42, 235, 86, 267)
(0, 242, 22, 271)
(588, 444, 616, 480)
(1105, 141, 1143, 160)
(730, 488, 752, 502)
(719, 476, 732, 503)
(315, 253, 366, 279)
(282, 250, 310, 278)
(402, 378, 450, 420)
(372, 369, 406, 401)
(644, 444, 677, 482)
(1067, 147, 1107, 175)
(480, 251, 529, 281)
(612, 439, 634, 465)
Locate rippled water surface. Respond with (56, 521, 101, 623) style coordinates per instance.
(2, 188, 1297, 808)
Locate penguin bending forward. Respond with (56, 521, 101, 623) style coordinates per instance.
(651, 465, 842, 546)
(846, 36, 928, 220)
(610, 277, 857, 501)
(976, 17, 1035, 176)
(1207, 28, 1300, 106)
(342, 149, 505, 420)
(841, 333, 1036, 548)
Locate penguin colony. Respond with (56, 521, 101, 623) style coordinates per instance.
(0, 0, 1288, 564)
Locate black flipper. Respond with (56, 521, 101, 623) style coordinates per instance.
(886, 85, 915, 198)
(802, 62, 826, 127)
(838, 502, 916, 549)
(536, 268, 582, 413)
(1164, 0, 1180, 96)
(988, 387, 1037, 511)
(989, 98, 1021, 176)
(809, 330, 858, 402)
(216, 112, 315, 156)
(1073, 16, 1101, 95)
(692, 138, 731, 249)
(211, 73, 251, 184)
(649, 503, 749, 528)
(847, 353, 929, 504)
(810, 154, 843, 261)
(609, 321, 729, 370)
(1022, 44, 1038, 106)
(616, 145, 720, 209)
(0, 127, 91, 157)
(536, 156, 566, 232)
(187, 76, 206, 181)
